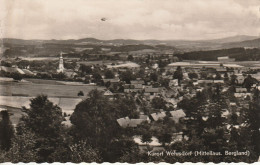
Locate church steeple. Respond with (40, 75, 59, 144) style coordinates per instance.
(57, 52, 65, 73)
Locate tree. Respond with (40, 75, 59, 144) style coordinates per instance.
(115, 96, 138, 118)
(11, 72, 23, 81)
(92, 72, 102, 84)
(0, 125, 38, 162)
(70, 90, 123, 161)
(0, 110, 14, 151)
(151, 97, 166, 110)
(188, 72, 198, 79)
(224, 73, 229, 82)
(106, 138, 139, 162)
(159, 78, 170, 88)
(79, 65, 92, 75)
(77, 91, 84, 96)
(230, 75, 237, 85)
(173, 66, 183, 84)
(243, 75, 256, 92)
(119, 70, 135, 84)
(20, 95, 64, 162)
(104, 70, 115, 79)
(200, 72, 207, 80)
(150, 72, 158, 82)
(246, 89, 260, 156)
(153, 117, 176, 147)
(52, 72, 66, 80)
(127, 55, 134, 61)
(215, 72, 222, 80)
(158, 59, 168, 68)
(69, 140, 101, 163)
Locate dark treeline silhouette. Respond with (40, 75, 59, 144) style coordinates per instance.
(176, 48, 260, 61)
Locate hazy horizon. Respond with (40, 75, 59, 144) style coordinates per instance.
(3, 34, 259, 41)
(1, 0, 260, 40)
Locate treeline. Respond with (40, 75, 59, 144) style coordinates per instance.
(3, 42, 177, 58)
(176, 48, 260, 61)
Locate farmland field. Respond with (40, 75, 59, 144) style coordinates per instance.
(0, 80, 105, 98)
(0, 78, 105, 125)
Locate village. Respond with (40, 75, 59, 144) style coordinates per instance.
(1, 49, 260, 156)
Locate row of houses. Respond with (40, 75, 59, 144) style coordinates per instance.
(116, 109, 186, 128)
(0, 66, 34, 76)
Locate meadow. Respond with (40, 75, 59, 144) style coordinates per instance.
(0, 79, 105, 98)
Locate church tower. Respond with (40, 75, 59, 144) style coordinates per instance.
(57, 52, 65, 73)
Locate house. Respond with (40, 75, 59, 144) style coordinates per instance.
(131, 80, 145, 89)
(222, 110, 230, 118)
(198, 80, 214, 84)
(216, 68, 227, 72)
(131, 80, 145, 85)
(236, 75, 245, 85)
(103, 90, 114, 99)
(144, 87, 162, 100)
(169, 109, 186, 123)
(103, 78, 120, 84)
(169, 79, 178, 87)
(0, 66, 25, 75)
(117, 117, 148, 128)
(251, 73, 260, 81)
(139, 114, 150, 121)
(234, 93, 252, 98)
(124, 84, 140, 93)
(164, 88, 179, 98)
(193, 81, 199, 86)
(164, 98, 178, 108)
(213, 80, 224, 84)
(150, 111, 166, 121)
(235, 88, 247, 93)
(133, 136, 164, 153)
(217, 56, 235, 62)
(144, 87, 161, 95)
(171, 132, 189, 144)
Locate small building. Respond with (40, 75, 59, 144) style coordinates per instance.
(57, 52, 65, 73)
(213, 80, 224, 84)
(236, 75, 245, 85)
(103, 90, 114, 100)
(169, 109, 186, 123)
(217, 56, 235, 62)
(117, 117, 148, 128)
(235, 88, 247, 93)
(150, 111, 166, 121)
(169, 79, 178, 87)
(103, 78, 120, 84)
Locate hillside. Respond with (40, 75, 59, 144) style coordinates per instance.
(176, 47, 260, 61)
(2, 35, 260, 58)
(222, 38, 260, 49)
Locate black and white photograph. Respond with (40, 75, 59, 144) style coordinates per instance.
(0, 0, 260, 163)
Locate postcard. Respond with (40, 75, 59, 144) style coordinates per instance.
(0, 0, 259, 163)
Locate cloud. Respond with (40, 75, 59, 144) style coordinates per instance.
(2, 0, 260, 40)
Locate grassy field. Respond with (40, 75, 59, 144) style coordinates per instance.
(0, 80, 105, 98)
(0, 78, 106, 125)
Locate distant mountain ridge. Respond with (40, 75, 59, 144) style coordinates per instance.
(3, 35, 260, 51)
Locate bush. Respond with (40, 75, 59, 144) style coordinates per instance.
(77, 91, 84, 96)
(10, 72, 23, 81)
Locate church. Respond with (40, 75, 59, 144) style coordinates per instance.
(57, 52, 65, 73)
(56, 52, 78, 78)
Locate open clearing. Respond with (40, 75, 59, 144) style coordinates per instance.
(0, 79, 105, 98)
(0, 78, 105, 125)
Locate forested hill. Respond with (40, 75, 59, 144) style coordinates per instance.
(176, 48, 260, 61)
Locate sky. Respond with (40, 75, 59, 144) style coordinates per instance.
(1, 0, 260, 40)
